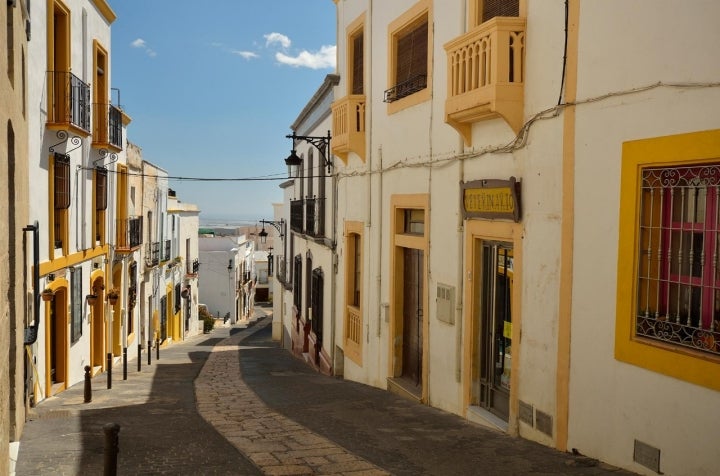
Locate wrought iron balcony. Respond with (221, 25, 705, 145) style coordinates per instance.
(47, 71, 91, 133)
(187, 258, 200, 276)
(305, 197, 325, 238)
(444, 17, 526, 145)
(116, 216, 143, 252)
(146, 241, 160, 267)
(331, 95, 366, 161)
(383, 74, 427, 103)
(162, 240, 171, 262)
(93, 103, 123, 150)
(290, 199, 304, 233)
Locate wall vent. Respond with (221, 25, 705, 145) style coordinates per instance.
(519, 400, 533, 426)
(436, 283, 455, 325)
(535, 410, 553, 436)
(633, 439, 660, 473)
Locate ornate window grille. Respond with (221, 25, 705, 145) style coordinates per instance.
(636, 164, 720, 356)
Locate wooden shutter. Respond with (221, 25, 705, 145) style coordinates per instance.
(396, 20, 428, 84)
(482, 0, 519, 22)
(54, 153, 70, 209)
(95, 167, 107, 210)
(352, 32, 364, 95)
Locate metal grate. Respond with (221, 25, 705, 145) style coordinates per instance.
(637, 164, 720, 356)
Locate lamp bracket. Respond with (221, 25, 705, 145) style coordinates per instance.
(260, 219, 284, 236)
(287, 130, 333, 172)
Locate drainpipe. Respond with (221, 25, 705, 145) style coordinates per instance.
(23, 221, 40, 345)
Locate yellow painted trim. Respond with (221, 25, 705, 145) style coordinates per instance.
(462, 219, 523, 433)
(344, 220, 365, 365)
(616, 128, 720, 391)
(44, 279, 69, 397)
(388, 194, 430, 402)
(91, 0, 117, 24)
(40, 244, 109, 276)
(386, 0, 433, 115)
(346, 12, 365, 96)
(556, 0, 580, 452)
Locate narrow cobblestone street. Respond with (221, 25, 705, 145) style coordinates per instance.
(15, 307, 634, 475)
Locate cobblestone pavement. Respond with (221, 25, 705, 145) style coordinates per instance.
(15, 321, 262, 475)
(16, 306, 636, 475)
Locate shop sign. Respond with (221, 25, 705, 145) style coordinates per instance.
(461, 177, 522, 222)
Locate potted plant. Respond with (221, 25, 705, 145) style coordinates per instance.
(41, 288, 54, 302)
(86, 294, 98, 305)
(106, 288, 120, 305)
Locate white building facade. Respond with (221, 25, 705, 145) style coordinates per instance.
(323, 1, 720, 475)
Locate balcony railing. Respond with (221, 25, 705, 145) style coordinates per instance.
(331, 94, 366, 161)
(305, 197, 325, 238)
(93, 103, 123, 150)
(444, 17, 526, 145)
(146, 241, 160, 267)
(187, 258, 199, 276)
(290, 199, 304, 233)
(116, 216, 143, 252)
(47, 71, 91, 133)
(345, 305, 362, 364)
(162, 240, 171, 262)
(384, 74, 427, 103)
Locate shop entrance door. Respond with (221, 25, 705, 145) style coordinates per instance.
(478, 242, 513, 421)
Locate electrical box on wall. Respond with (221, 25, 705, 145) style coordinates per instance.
(436, 283, 455, 325)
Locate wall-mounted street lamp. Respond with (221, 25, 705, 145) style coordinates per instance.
(284, 130, 332, 178)
(258, 219, 284, 244)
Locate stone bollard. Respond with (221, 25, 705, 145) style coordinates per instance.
(84, 365, 92, 403)
(106, 353, 112, 390)
(122, 347, 127, 381)
(103, 422, 120, 476)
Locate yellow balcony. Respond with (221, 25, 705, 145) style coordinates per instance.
(332, 95, 366, 162)
(344, 304, 362, 365)
(444, 17, 526, 146)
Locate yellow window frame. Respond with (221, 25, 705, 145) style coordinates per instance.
(616, 128, 720, 391)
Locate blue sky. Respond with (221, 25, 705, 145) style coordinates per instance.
(110, 0, 337, 223)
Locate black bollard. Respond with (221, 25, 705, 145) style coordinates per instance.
(156, 337, 160, 360)
(122, 347, 127, 381)
(147, 340, 152, 365)
(137, 344, 142, 372)
(84, 365, 92, 403)
(103, 422, 120, 476)
(106, 353, 112, 390)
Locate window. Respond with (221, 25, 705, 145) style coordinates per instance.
(70, 267, 82, 343)
(404, 209, 425, 235)
(53, 153, 70, 252)
(94, 167, 107, 243)
(384, 1, 432, 112)
(473, 0, 519, 27)
(636, 164, 720, 356)
(351, 29, 364, 95)
(7, 1, 14, 85)
(616, 129, 720, 391)
(385, 18, 428, 103)
(293, 255, 302, 314)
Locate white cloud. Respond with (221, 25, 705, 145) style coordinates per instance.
(264, 32, 291, 49)
(232, 50, 259, 60)
(275, 45, 336, 70)
(131, 38, 156, 58)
